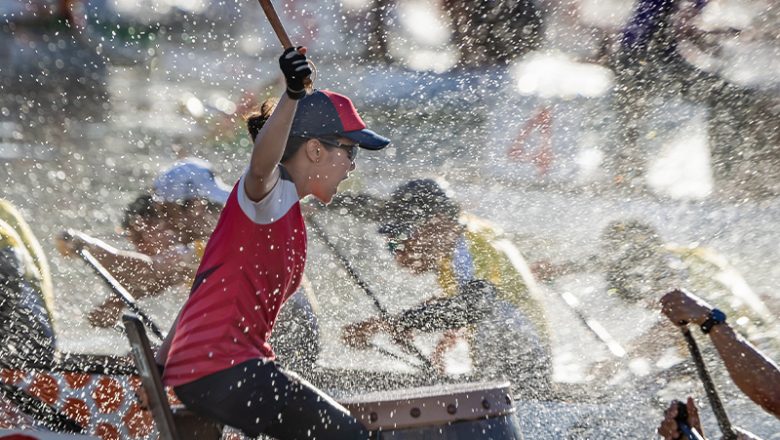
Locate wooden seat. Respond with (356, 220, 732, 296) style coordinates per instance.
(122, 314, 223, 440)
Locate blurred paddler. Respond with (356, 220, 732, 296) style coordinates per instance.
(338, 179, 552, 394)
(0, 199, 56, 368)
(535, 219, 777, 380)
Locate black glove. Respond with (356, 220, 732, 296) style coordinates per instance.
(279, 47, 311, 100)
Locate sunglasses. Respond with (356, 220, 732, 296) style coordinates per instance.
(385, 229, 415, 254)
(386, 239, 404, 254)
(317, 138, 359, 162)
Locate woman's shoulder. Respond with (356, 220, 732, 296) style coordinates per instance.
(234, 165, 300, 225)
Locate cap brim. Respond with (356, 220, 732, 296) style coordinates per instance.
(343, 129, 390, 150)
(202, 179, 231, 205)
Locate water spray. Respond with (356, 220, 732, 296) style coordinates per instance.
(256, 0, 438, 377)
(257, 0, 316, 89)
(307, 215, 441, 377)
(77, 248, 165, 341)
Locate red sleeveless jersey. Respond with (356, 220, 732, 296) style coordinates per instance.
(163, 167, 306, 387)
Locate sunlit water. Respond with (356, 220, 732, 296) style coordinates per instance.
(1, 4, 779, 437)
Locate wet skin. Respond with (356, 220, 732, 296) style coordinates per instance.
(390, 216, 461, 274)
(310, 137, 357, 205)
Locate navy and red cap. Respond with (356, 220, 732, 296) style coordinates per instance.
(291, 90, 390, 150)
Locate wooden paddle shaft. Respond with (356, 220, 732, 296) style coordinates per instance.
(79, 248, 165, 341)
(258, 0, 293, 49)
(256, 0, 315, 91)
(682, 327, 738, 440)
(306, 216, 441, 377)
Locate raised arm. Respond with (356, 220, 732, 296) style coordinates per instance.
(709, 324, 780, 418)
(661, 289, 780, 419)
(244, 47, 312, 202)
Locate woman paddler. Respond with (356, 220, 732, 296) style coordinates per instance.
(155, 47, 390, 439)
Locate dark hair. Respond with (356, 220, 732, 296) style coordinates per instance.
(246, 98, 306, 162)
(378, 179, 461, 238)
(246, 98, 277, 142)
(601, 219, 667, 302)
(122, 194, 157, 229)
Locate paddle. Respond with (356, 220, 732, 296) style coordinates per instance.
(681, 326, 738, 440)
(258, 0, 293, 49)
(77, 248, 165, 341)
(558, 291, 626, 358)
(0, 379, 85, 434)
(307, 216, 441, 377)
(495, 240, 626, 358)
(257, 0, 315, 90)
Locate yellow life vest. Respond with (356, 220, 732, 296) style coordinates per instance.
(435, 214, 549, 343)
(0, 199, 54, 316)
(0, 200, 54, 322)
